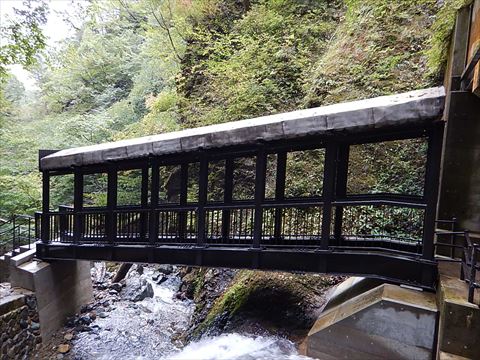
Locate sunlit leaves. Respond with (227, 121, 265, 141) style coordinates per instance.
(0, 0, 48, 79)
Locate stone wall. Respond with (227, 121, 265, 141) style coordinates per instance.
(0, 291, 42, 359)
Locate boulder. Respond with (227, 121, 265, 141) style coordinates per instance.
(122, 276, 154, 302)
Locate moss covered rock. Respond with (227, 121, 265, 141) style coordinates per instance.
(182, 269, 343, 341)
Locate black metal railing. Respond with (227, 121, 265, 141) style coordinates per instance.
(36, 199, 426, 255)
(337, 203, 424, 253)
(435, 219, 479, 305)
(0, 215, 36, 256)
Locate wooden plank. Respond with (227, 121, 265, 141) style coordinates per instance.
(197, 154, 208, 246)
(222, 158, 234, 241)
(253, 147, 267, 248)
(273, 152, 287, 241)
(321, 144, 338, 249)
(471, 1, 480, 95)
(73, 171, 84, 244)
(149, 160, 159, 246)
(41, 171, 50, 243)
(107, 166, 118, 244)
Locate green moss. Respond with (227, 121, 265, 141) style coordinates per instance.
(303, 0, 440, 107)
(202, 271, 254, 323)
(192, 270, 342, 337)
(426, 0, 473, 80)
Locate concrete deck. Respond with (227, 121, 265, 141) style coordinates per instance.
(40, 87, 445, 170)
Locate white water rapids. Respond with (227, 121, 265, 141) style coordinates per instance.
(71, 267, 313, 360)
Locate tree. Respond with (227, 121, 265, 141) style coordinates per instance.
(0, 0, 48, 80)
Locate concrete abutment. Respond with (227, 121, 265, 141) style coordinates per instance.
(305, 272, 480, 360)
(7, 257, 93, 343)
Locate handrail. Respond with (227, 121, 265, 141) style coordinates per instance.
(435, 219, 479, 305)
(0, 214, 36, 256)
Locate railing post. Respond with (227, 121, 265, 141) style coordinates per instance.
(107, 166, 118, 245)
(150, 160, 159, 246)
(12, 216, 16, 252)
(41, 171, 50, 244)
(197, 154, 208, 246)
(321, 144, 338, 249)
(450, 217, 457, 258)
(423, 123, 444, 261)
(73, 170, 83, 244)
(273, 152, 287, 241)
(253, 147, 267, 248)
(178, 163, 188, 241)
(468, 244, 477, 303)
(333, 145, 349, 245)
(59, 206, 67, 242)
(222, 158, 234, 241)
(140, 166, 149, 242)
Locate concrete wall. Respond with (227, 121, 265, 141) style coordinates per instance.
(0, 259, 9, 283)
(438, 2, 480, 237)
(436, 264, 480, 359)
(438, 91, 480, 235)
(9, 259, 93, 342)
(306, 281, 438, 360)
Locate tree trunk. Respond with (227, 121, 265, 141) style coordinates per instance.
(112, 263, 132, 283)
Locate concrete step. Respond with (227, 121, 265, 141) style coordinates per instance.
(3, 252, 13, 261)
(19, 244, 34, 253)
(10, 248, 36, 267)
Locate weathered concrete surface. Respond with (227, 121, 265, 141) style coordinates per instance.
(9, 259, 93, 342)
(436, 262, 480, 359)
(40, 87, 445, 170)
(0, 256, 9, 282)
(438, 91, 480, 236)
(306, 281, 438, 360)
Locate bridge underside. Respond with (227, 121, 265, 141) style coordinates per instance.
(36, 243, 437, 289)
(35, 87, 445, 290)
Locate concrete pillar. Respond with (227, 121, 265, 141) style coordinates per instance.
(9, 259, 93, 342)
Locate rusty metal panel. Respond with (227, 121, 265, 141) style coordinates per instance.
(469, 1, 480, 95)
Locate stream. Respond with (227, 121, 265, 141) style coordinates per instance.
(69, 266, 313, 360)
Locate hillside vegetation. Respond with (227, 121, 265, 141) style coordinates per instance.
(0, 0, 471, 343)
(0, 0, 469, 216)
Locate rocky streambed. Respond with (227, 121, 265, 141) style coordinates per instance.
(39, 263, 339, 359)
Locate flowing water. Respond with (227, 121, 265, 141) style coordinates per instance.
(70, 268, 313, 360)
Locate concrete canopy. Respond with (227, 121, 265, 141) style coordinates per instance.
(40, 87, 445, 171)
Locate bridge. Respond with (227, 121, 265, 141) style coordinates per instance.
(34, 87, 445, 289)
(1, 4, 479, 358)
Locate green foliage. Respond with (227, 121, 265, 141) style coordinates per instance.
(0, 0, 469, 217)
(178, 0, 343, 127)
(426, 0, 473, 80)
(0, 0, 48, 79)
(303, 0, 440, 107)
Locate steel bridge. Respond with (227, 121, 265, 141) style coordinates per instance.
(35, 87, 445, 289)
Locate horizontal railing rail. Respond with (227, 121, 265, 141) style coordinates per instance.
(36, 199, 427, 256)
(435, 219, 479, 305)
(0, 215, 36, 256)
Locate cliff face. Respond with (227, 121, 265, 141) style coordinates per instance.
(176, 0, 466, 129)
